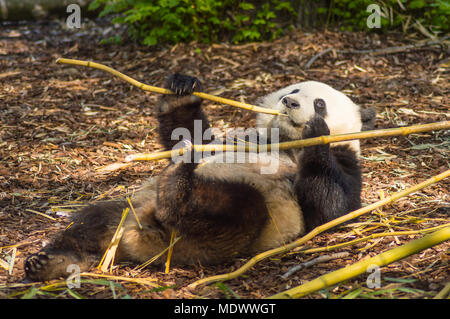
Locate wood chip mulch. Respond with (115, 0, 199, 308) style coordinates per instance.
(0, 19, 448, 299)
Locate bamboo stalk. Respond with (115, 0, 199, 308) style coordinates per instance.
(188, 169, 450, 289)
(25, 209, 57, 221)
(433, 282, 450, 299)
(127, 197, 143, 230)
(298, 223, 450, 255)
(268, 226, 450, 299)
(125, 120, 450, 162)
(55, 58, 283, 116)
(165, 230, 177, 274)
(133, 236, 181, 272)
(98, 208, 129, 272)
(79, 272, 160, 287)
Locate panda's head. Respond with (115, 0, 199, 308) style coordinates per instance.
(257, 81, 363, 153)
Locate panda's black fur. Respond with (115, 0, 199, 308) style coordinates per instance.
(24, 74, 374, 281)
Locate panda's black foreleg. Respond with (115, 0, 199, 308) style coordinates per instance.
(156, 74, 213, 152)
(295, 115, 362, 231)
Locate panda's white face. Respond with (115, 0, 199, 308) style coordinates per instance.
(257, 81, 363, 153)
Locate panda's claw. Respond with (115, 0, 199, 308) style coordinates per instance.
(166, 73, 202, 96)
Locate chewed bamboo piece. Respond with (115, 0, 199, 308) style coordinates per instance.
(98, 208, 130, 273)
(55, 58, 283, 116)
(188, 169, 450, 288)
(126, 120, 450, 162)
(268, 226, 450, 299)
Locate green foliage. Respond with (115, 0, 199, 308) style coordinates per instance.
(88, 0, 296, 45)
(327, 0, 449, 33)
(88, 0, 448, 46)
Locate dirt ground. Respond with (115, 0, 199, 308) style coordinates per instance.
(0, 19, 448, 299)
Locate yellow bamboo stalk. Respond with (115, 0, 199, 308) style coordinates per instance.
(125, 120, 450, 162)
(127, 197, 143, 230)
(165, 230, 177, 274)
(188, 169, 450, 289)
(79, 272, 159, 287)
(39, 273, 160, 290)
(298, 223, 450, 255)
(268, 226, 450, 299)
(98, 208, 129, 272)
(25, 209, 57, 221)
(55, 58, 283, 116)
(133, 236, 181, 272)
(433, 282, 450, 299)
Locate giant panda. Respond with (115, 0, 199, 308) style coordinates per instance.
(24, 74, 375, 281)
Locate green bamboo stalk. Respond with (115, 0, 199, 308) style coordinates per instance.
(188, 169, 450, 289)
(55, 58, 283, 116)
(125, 120, 450, 162)
(268, 226, 450, 299)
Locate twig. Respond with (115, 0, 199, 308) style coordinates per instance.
(305, 47, 333, 69)
(126, 121, 450, 162)
(188, 169, 450, 289)
(282, 252, 350, 279)
(55, 58, 284, 116)
(304, 37, 448, 68)
(339, 37, 448, 56)
(268, 226, 450, 299)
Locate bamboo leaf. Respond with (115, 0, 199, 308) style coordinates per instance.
(341, 288, 364, 299)
(384, 277, 417, 284)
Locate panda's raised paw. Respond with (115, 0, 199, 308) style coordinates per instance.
(302, 115, 330, 140)
(166, 73, 202, 96)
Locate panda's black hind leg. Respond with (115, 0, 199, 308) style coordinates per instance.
(24, 201, 126, 281)
(296, 115, 362, 231)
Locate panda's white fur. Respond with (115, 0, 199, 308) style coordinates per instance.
(24, 76, 366, 282)
(257, 81, 362, 154)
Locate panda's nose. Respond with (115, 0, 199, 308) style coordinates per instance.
(282, 96, 300, 109)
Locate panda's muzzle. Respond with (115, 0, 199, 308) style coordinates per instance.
(282, 96, 300, 109)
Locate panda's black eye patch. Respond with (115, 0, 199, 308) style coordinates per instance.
(279, 89, 300, 101)
(314, 98, 327, 116)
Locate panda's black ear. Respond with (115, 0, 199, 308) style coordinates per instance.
(165, 73, 203, 95)
(360, 107, 376, 131)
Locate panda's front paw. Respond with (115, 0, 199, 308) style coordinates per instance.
(302, 115, 330, 139)
(166, 73, 202, 96)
